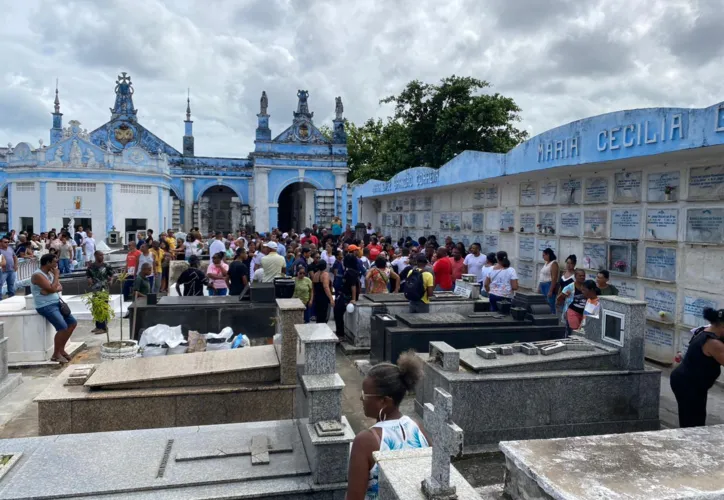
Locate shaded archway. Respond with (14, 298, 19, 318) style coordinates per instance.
(277, 182, 318, 232)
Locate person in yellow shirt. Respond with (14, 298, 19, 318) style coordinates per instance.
(404, 254, 434, 313)
(165, 229, 177, 253)
(149, 240, 165, 293)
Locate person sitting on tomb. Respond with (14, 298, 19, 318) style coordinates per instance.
(670, 307, 724, 428)
(175, 255, 208, 296)
(557, 268, 587, 336)
(31, 253, 77, 363)
(346, 351, 430, 500)
(595, 270, 619, 296)
(261, 241, 286, 282)
(133, 262, 153, 298)
(485, 253, 519, 312)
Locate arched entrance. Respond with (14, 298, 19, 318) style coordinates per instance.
(198, 185, 235, 235)
(277, 182, 318, 232)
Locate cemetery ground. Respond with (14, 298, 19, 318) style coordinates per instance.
(1, 318, 723, 490)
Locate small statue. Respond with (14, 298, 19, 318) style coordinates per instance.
(260, 91, 268, 115)
(335, 96, 344, 120)
(38, 138, 44, 148)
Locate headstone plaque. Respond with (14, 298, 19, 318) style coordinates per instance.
(461, 212, 473, 232)
(686, 208, 724, 243)
(461, 233, 471, 248)
(684, 295, 718, 327)
(614, 171, 643, 203)
(403, 197, 410, 210)
(520, 213, 536, 233)
(584, 210, 608, 238)
(584, 177, 609, 203)
(559, 178, 582, 205)
(386, 200, 393, 211)
(403, 213, 412, 227)
(486, 210, 500, 231)
(519, 236, 535, 260)
(483, 234, 499, 253)
(559, 211, 581, 237)
(439, 213, 450, 231)
(536, 238, 557, 260)
(688, 165, 724, 200)
(500, 210, 515, 231)
(611, 209, 641, 240)
(611, 278, 638, 299)
(472, 213, 484, 232)
(424, 197, 433, 210)
(648, 171, 680, 202)
(644, 287, 677, 322)
(484, 186, 499, 207)
(538, 180, 558, 205)
(410, 197, 417, 211)
(583, 242, 607, 270)
(538, 211, 557, 234)
(517, 261, 535, 288)
(645, 324, 675, 360)
(422, 212, 432, 229)
(472, 189, 485, 209)
(644, 248, 676, 281)
(520, 182, 537, 206)
(646, 209, 678, 241)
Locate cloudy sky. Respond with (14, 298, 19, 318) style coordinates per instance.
(0, 0, 721, 158)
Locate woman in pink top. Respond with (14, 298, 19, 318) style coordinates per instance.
(206, 252, 229, 296)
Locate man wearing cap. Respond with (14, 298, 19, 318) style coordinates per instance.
(261, 241, 286, 282)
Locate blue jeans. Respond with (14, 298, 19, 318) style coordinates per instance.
(59, 259, 71, 275)
(538, 281, 556, 314)
(0, 270, 17, 299)
(208, 288, 228, 296)
(36, 302, 77, 332)
(489, 293, 505, 311)
(304, 304, 312, 323)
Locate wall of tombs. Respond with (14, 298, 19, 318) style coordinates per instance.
(369, 162, 724, 364)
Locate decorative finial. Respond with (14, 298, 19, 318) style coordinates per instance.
(335, 96, 344, 120)
(186, 88, 191, 121)
(54, 78, 60, 114)
(260, 91, 268, 115)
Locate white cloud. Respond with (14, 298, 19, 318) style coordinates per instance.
(0, 0, 721, 157)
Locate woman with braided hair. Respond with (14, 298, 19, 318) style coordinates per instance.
(346, 351, 430, 500)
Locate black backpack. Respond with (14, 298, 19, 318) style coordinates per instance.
(404, 268, 426, 302)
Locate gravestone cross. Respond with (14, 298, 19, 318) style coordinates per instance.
(421, 388, 463, 500)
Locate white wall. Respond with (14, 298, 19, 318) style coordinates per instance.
(112, 184, 162, 243)
(45, 181, 106, 236)
(368, 160, 724, 364)
(10, 182, 41, 232)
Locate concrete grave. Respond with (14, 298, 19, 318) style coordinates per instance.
(0, 323, 22, 401)
(35, 299, 307, 435)
(501, 425, 724, 500)
(416, 296, 660, 452)
(343, 292, 489, 354)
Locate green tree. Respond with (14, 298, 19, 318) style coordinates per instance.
(347, 76, 528, 183)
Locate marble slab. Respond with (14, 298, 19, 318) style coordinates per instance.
(397, 312, 468, 328)
(559, 211, 581, 237)
(686, 208, 724, 243)
(582, 243, 606, 271)
(647, 170, 680, 202)
(644, 247, 677, 281)
(519, 213, 536, 233)
(583, 210, 608, 238)
(611, 209, 641, 240)
(518, 236, 535, 260)
(646, 208, 678, 241)
(688, 165, 724, 200)
(538, 180, 557, 205)
(85, 345, 280, 388)
(520, 182, 537, 206)
(614, 171, 642, 203)
(500, 425, 724, 500)
(559, 178, 582, 205)
(584, 176, 609, 203)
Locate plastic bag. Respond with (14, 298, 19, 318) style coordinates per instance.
(232, 334, 250, 349)
(139, 324, 185, 348)
(187, 330, 207, 353)
(206, 339, 231, 351)
(205, 327, 234, 341)
(142, 344, 168, 357)
(167, 341, 188, 355)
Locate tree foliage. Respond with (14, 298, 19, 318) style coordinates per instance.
(346, 76, 528, 183)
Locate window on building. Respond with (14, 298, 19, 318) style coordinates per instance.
(56, 182, 96, 192)
(120, 184, 152, 195)
(19, 217, 33, 234)
(15, 182, 35, 192)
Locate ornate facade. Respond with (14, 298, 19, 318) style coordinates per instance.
(0, 73, 348, 241)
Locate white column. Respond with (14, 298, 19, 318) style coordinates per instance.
(303, 187, 315, 228)
(183, 177, 194, 231)
(253, 167, 270, 232)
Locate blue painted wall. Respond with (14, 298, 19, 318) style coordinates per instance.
(352, 102, 724, 223)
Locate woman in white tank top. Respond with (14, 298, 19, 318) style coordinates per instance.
(346, 352, 430, 500)
(538, 248, 559, 314)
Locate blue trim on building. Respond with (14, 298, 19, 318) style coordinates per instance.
(39, 181, 47, 232)
(352, 102, 724, 224)
(158, 187, 164, 232)
(105, 183, 113, 233)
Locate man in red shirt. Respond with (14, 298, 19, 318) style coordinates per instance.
(433, 247, 453, 291)
(300, 228, 319, 247)
(367, 237, 382, 260)
(449, 246, 465, 282)
(123, 240, 142, 301)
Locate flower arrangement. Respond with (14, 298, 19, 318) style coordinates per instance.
(664, 185, 676, 195)
(614, 260, 627, 272)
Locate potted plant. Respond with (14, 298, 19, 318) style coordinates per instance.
(664, 185, 676, 201)
(83, 271, 139, 361)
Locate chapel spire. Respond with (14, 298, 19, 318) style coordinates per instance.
(183, 88, 194, 156)
(50, 78, 63, 145)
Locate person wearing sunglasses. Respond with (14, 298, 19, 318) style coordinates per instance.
(346, 351, 429, 500)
